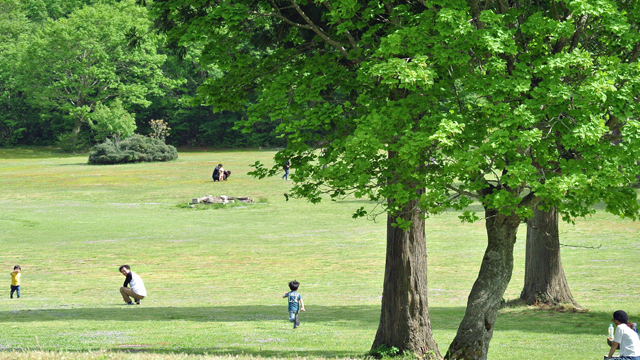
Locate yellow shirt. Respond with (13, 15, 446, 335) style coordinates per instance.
(11, 272, 20, 286)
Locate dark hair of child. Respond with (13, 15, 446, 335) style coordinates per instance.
(119, 265, 130, 272)
(289, 280, 299, 291)
(14, 265, 20, 270)
(614, 310, 630, 324)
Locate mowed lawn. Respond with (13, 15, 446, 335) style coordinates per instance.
(0, 148, 639, 360)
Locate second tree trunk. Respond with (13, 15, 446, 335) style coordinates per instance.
(520, 205, 578, 306)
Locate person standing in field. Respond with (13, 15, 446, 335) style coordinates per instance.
(282, 159, 290, 180)
(119, 265, 146, 305)
(10, 265, 20, 299)
(283, 280, 305, 329)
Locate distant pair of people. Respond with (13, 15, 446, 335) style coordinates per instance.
(212, 164, 231, 181)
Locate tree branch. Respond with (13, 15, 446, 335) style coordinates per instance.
(467, 0, 484, 29)
(249, 0, 313, 31)
(628, 42, 640, 63)
(321, 1, 358, 52)
(288, 0, 351, 58)
(446, 184, 479, 200)
(568, 14, 589, 52)
(519, 192, 539, 210)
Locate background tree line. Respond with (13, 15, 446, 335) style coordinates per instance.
(0, 0, 285, 149)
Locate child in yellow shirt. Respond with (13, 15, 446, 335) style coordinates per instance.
(10, 265, 20, 299)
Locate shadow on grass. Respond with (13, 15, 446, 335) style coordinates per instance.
(0, 305, 620, 357)
(430, 306, 620, 337)
(0, 148, 83, 159)
(0, 348, 362, 358)
(0, 304, 618, 333)
(109, 347, 361, 358)
(58, 162, 89, 166)
(0, 305, 378, 325)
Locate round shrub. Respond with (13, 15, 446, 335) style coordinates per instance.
(88, 134, 178, 164)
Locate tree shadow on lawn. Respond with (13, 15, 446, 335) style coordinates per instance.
(0, 347, 362, 358)
(0, 305, 617, 335)
(429, 306, 618, 337)
(0, 305, 378, 325)
(0, 148, 82, 159)
(57, 162, 89, 166)
(0, 305, 619, 357)
(106, 347, 361, 358)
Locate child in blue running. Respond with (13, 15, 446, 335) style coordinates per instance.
(283, 280, 305, 329)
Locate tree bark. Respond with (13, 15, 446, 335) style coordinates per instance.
(72, 117, 82, 149)
(372, 192, 441, 359)
(445, 208, 521, 360)
(520, 205, 579, 307)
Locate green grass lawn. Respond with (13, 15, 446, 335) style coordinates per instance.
(0, 148, 639, 360)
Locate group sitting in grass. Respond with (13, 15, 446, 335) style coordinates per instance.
(212, 164, 231, 181)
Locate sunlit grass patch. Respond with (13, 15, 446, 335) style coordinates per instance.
(0, 148, 638, 360)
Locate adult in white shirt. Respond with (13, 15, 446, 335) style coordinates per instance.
(607, 310, 640, 359)
(119, 265, 147, 305)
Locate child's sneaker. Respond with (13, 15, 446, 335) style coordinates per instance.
(135, 300, 140, 305)
(125, 302, 134, 305)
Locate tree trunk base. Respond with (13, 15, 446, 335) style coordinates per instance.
(520, 205, 581, 309)
(520, 291, 581, 309)
(372, 186, 441, 359)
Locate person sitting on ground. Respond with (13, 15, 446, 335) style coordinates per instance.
(607, 310, 640, 359)
(119, 265, 147, 305)
(212, 164, 222, 182)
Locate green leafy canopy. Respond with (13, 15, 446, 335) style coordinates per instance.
(151, 0, 640, 226)
(19, 0, 181, 137)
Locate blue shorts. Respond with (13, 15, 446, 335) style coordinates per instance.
(288, 311, 298, 322)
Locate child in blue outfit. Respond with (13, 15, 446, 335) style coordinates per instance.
(283, 280, 305, 329)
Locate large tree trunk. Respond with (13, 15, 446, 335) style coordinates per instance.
(520, 205, 579, 307)
(445, 209, 521, 360)
(372, 193, 441, 358)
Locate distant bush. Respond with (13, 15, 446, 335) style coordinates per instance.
(88, 134, 178, 164)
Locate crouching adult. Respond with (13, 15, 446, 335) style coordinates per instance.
(212, 164, 222, 182)
(119, 265, 147, 305)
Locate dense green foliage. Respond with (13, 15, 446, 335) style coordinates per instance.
(150, 0, 640, 224)
(20, 0, 173, 148)
(0, 0, 283, 149)
(88, 134, 178, 164)
(151, 0, 640, 358)
(90, 98, 138, 141)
